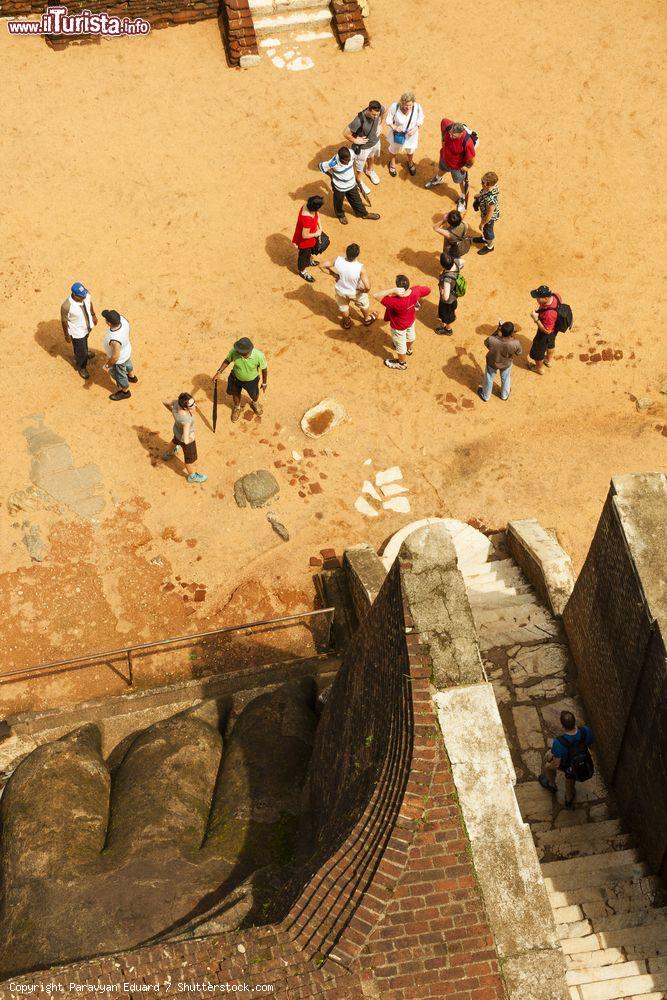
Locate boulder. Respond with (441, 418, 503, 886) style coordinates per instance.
(234, 470, 280, 508)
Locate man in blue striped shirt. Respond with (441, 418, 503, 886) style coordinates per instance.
(319, 147, 380, 225)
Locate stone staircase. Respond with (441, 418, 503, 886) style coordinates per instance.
(445, 524, 667, 1000)
(250, 0, 335, 66)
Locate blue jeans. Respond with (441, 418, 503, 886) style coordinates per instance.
(111, 357, 133, 389)
(481, 363, 511, 400)
(482, 219, 496, 244)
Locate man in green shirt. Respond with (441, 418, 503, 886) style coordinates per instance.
(213, 337, 268, 422)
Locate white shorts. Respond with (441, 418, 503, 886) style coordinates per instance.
(388, 130, 419, 155)
(391, 323, 416, 355)
(336, 289, 370, 314)
(353, 139, 381, 169)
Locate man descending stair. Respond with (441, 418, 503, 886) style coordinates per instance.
(539, 710, 595, 810)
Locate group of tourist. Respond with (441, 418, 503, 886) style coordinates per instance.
(292, 93, 572, 396)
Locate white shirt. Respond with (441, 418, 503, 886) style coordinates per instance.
(319, 151, 357, 192)
(103, 316, 132, 365)
(386, 101, 424, 135)
(334, 256, 363, 296)
(61, 294, 94, 339)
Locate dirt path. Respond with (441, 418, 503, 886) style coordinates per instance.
(1, 0, 665, 714)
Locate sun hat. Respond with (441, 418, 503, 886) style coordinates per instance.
(234, 337, 254, 353)
(530, 285, 552, 299)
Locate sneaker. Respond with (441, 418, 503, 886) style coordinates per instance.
(231, 406, 241, 422)
(359, 179, 371, 195)
(434, 326, 454, 336)
(78, 368, 90, 380)
(456, 197, 466, 212)
(477, 388, 488, 402)
(384, 358, 407, 370)
(361, 212, 381, 221)
(127, 374, 139, 383)
(109, 389, 131, 400)
(337, 214, 348, 225)
(187, 472, 208, 484)
(538, 775, 557, 794)
(425, 175, 443, 188)
(477, 245, 495, 256)
(367, 169, 380, 185)
(472, 236, 485, 244)
(251, 400, 263, 415)
(299, 270, 315, 283)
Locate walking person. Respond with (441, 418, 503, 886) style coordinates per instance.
(477, 322, 522, 401)
(162, 393, 207, 484)
(528, 285, 564, 374)
(472, 171, 501, 255)
(213, 337, 267, 423)
(435, 252, 461, 336)
(425, 119, 477, 212)
(538, 710, 595, 809)
(319, 147, 380, 225)
(321, 243, 377, 330)
(433, 209, 472, 270)
(101, 309, 137, 401)
(292, 195, 328, 283)
(61, 281, 97, 380)
(374, 275, 431, 371)
(343, 100, 385, 194)
(385, 92, 424, 177)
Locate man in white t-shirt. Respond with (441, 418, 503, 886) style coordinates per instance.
(321, 243, 377, 330)
(101, 309, 138, 401)
(60, 281, 97, 380)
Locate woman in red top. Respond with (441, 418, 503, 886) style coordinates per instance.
(292, 195, 325, 283)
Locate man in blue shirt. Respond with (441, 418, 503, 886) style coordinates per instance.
(539, 710, 594, 809)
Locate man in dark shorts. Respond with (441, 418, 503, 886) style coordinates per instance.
(528, 285, 562, 374)
(213, 337, 267, 423)
(162, 393, 207, 483)
(539, 710, 594, 808)
(435, 252, 460, 336)
(425, 119, 477, 212)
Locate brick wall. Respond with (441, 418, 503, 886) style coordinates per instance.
(5, 550, 505, 999)
(563, 477, 667, 878)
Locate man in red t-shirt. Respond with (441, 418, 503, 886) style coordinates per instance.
(425, 119, 476, 212)
(528, 284, 562, 374)
(374, 275, 431, 370)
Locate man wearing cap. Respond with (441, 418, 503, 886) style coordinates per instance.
(528, 286, 562, 374)
(424, 119, 477, 212)
(61, 282, 97, 379)
(477, 321, 522, 401)
(213, 337, 268, 422)
(101, 309, 137, 401)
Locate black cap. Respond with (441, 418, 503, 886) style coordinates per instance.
(234, 337, 253, 353)
(530, 285, 552, 299)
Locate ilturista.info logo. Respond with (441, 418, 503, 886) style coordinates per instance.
(6, 6, 151, 35)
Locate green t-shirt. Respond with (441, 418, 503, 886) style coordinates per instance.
(225, 347, 267, 383)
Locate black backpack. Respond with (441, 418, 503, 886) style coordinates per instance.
(563, 729, 594, 782)
(539, 295, 573, 334)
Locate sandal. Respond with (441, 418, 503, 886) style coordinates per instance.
(363, 313, 377, 326)
(407, 163, 416, 176)
(406, 347, 413, 356)
(388, 165, 397, 177)
(341, 316, 352, 329)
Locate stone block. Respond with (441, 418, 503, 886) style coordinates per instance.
(233, 470, 279, 508)
(343, 32, 365, 51)
(239, 53, 261, 67)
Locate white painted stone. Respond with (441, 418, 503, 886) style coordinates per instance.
(375, 466, 403, 487)
(271, 55, 286, 67)
(380, 483, 408, 498)
(354, 495, 379, 518)
(239, 54, 261, 68)
(287, 56, 314, 70)
(382, 497, 410, 514)
(343, 32, 365, 52)
(291, 450, 302, 462)
(361, 480, 381, 501)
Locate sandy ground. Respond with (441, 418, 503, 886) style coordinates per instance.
(1, 0, 665, 715)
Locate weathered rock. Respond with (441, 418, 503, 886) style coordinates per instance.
(343, 32, 365, 52)
(635, 397, 653, 412)
(301, 398, 347, 438)
(7, 486, 60, 515)
(233, 469, 279, 508)
(267, 512, 289, 541)
(22, 522, 47, 562)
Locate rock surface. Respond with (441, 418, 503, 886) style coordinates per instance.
(0, 682, 317, 977)
(233, 470, 279, 508)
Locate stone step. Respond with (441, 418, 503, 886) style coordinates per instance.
(592, 908, 667, 935)
(562, 920, 667, 957)
(566, 948, 627, 971)
(568, 970, 667, 999)
(567, 960, 649, 986)
(467, 588, 536, 604)
(537, 820, 624, 850)
(545, 860, 652, 895)
(549, 875, 662, 910)
(253, 6, 332, 34)
(249, 0, 329, 12)
(542, 850, 642, 879)
(472, 602, 552, 625)
(541, 833, 634, 862)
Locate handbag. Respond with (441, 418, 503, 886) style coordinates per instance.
(392, 103, 415, 146)
(315, 232, 330, 255)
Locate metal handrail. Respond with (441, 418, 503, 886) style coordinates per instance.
(0, 608, 335, 687)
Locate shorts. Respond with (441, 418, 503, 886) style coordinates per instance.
(335, 289, 370, 314)
(439, 162, 466, 184)
(173, 437, 197, 464)
(482, 220, 496, 244)
(438, 299, 458, 325)
(226, 372, 260, 401)
(529, 330, 557, 362)
(353, 139, 381, 169)
(391, 323, 416, 356)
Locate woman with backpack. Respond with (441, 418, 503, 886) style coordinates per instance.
(539, 710, 595, 809)
(385, 92, 425, 178)
(292, 195, 328, 283)
(528, 284, 570, 373)
(435, 252, 462, 336)
(433, 209, 472, 270)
